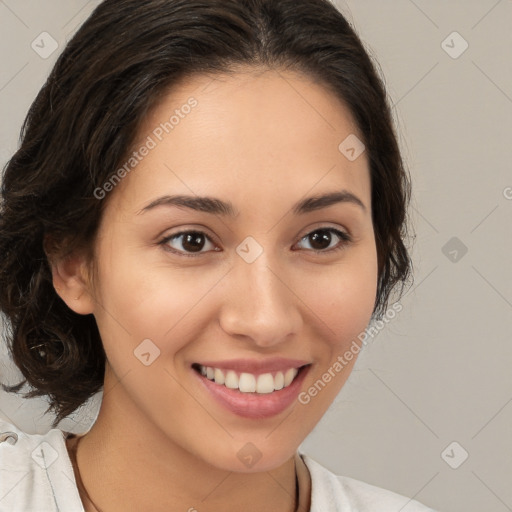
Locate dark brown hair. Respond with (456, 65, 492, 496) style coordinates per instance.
(0, 0, 413, 427)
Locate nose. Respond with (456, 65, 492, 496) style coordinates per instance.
(218, 253, 302, 348)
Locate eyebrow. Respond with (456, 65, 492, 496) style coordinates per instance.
(137, 190, 367, 216)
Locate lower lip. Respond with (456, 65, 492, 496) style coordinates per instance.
(193, 365, 311, 419)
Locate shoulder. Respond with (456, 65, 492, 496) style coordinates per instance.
(300, 452, 438, 512)
(0, 417, 84, 512)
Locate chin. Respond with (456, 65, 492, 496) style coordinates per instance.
(198, 438, 299, 474)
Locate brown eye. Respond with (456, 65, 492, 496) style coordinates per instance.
(160, 230, 218, 257)
(296, 228, 351, 253)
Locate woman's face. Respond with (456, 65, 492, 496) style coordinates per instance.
(84, 67, 378, 472)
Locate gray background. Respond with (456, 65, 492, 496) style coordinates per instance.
(1, 1, 511, 511)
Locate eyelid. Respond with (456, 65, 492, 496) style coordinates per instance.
(297, 222, 352, 242)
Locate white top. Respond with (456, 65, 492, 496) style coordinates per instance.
(0, 418, 437, 511)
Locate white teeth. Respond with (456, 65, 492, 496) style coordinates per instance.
(239, 372, 256, 393)
(284, 368, 296, 387)
(225, 370, 238, 389)
(214, 368, 225, 385)
(274, 371, 284, 390)
(198, 365, 300, 393)
(256, 373, 275, 394)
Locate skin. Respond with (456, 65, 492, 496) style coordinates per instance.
(53, 66, 378, 512)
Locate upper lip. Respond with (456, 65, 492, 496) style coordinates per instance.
(193, 357, 311, 375)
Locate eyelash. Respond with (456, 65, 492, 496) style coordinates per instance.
(158, 227, 352, 258)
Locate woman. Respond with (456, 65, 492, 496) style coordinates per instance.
(0, 0, 437, 510)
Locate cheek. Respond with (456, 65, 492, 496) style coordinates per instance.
(90, 238, 223, 362)
(301, 249, 378, 352)
(293, 251, 378, 410)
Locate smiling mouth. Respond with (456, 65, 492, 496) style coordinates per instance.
(191, 363, 310, 394)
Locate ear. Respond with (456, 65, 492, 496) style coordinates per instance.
(45, 239, 95, 316)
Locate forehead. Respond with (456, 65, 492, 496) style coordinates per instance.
(109, 67, 370, 215)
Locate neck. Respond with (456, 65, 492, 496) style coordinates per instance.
(66, 373, 311, 512)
